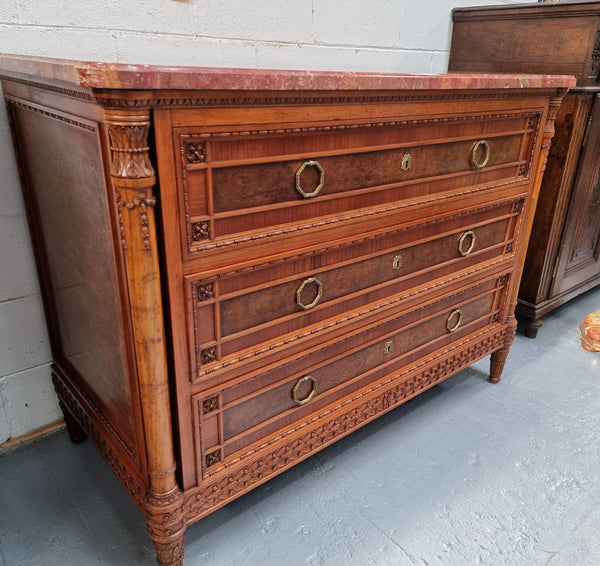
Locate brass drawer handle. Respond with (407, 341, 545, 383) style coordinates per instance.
(400, 153, 411, 172)
(458, 230, 476, 257)
(292, 374, 318, 406)
(471, 139, 490, 169)
(446, 309, 463, 333)
(295, 160, 325, 198)
(296, 276, 323, 310)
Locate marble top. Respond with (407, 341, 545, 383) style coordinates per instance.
(0, 54, 576, 92)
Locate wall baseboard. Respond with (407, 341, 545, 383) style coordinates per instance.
(0, 420, 65, 454)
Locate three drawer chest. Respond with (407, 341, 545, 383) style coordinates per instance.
(0, 55, 573, 566)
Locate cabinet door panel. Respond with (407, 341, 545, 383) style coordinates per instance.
(551, 94, 600, 296)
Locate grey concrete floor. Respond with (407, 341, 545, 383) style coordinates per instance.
(1, 286, 600, 566)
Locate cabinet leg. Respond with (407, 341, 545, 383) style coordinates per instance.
(523, 317, 543, 339)
(151, 530, 185, 566)
(489, 345, 510, 383)
(58, 400, 87, 444)
(147, 490, 186, 566)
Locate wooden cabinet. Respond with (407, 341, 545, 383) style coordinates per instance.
(450, 1, 600, 338)
(0, 55, 571, 566)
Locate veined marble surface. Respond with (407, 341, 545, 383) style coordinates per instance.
(0, 54, 576, 91)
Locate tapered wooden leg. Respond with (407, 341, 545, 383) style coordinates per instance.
(151, 529, 185, 566)
(146, 488, 186, 566)
(489, 345, 510, 383)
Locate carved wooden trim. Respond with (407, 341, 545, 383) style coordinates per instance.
(189, 178, 524, 254)
(51, 367, 145, 508)
(193, 199, 523, 279)
(6, 98, 97, 131)
(181, 111, 537, 147)
(94, 90, 567, 109)
(117, 192, 157, 251)
(184, 328, 507, 520)
(0, 74, 94, 101)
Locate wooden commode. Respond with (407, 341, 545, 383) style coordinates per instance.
(0, 55, 573, 566)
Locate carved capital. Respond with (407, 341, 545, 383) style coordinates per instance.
(105, 110, 155, 180)
(542, 96, 563, 144)
(105, 110, 158, 252)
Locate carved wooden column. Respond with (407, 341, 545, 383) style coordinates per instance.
(104, 108, 185, 566)
(489, 95, 563, 383)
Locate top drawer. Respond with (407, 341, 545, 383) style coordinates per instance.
(172, 110, 539, 262)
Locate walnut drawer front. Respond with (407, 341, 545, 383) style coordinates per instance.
(176, 112, 538, 259)
(193, 274, 507, 477)
(187, 198, 522, 383)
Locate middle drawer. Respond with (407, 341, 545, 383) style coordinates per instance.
(186, 198, 521, 384)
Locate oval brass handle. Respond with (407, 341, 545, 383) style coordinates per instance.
(458, 230, 476, 257)
(471, 139, 491, 169)
(296, 277, 323, 310)
(292, 374, 318, 406)
(400, 153, 411, 172)
(295, 160, 325, 198)
(446, 309, 463, 333)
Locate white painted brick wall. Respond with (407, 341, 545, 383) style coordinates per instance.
(0, 0, 531, 444)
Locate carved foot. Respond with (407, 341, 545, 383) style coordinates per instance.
(59, 401, 87, 444)
(147, 489, 186, 566)
(151, 531, 185, 566)
(523, 317, 543, 339)
(489, 346, 510, 383)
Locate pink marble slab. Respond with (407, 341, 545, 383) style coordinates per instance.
(0, 54, 577, 92)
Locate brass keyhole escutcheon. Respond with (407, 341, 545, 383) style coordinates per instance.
(392, 254, 403, 270)
(400, 153, 412, 172)
(471, 139, 491, 169)
(383, 340, 393, 355)
(296, 277, 323, 310)
(458, 230, 476, 257)
(295, 160, 325, 198)
(446, 309, 463, 333)
(292, 374, 318, 406)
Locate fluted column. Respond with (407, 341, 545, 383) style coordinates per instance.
(105, 108, 185, 566)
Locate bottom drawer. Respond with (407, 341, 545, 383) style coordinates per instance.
(194, 273, 507, 477)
